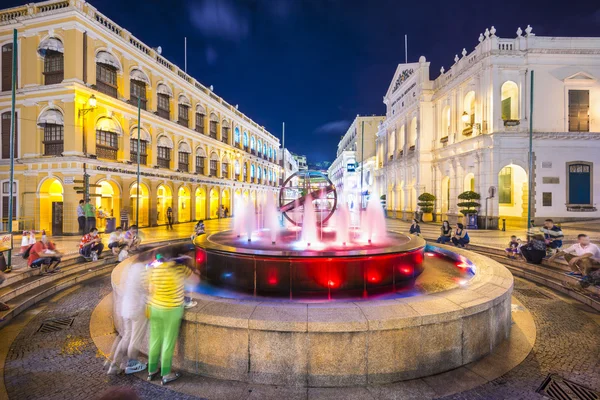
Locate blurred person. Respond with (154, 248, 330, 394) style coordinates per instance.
(120, 207, 129, 231)
(146, 252, 197, 385)
(77, 199, 86, 235)
(540, 219, 564, 252)
(520, 234, 547, 265)
(108, 227, 126, 256)
(123, 225, 141, 252)
(409, 219, 421, 236)
(548, 234, 600, 276)
(451, 223, 470, 248)
(436, 221, 452, 244)
(107, 262, 148, 375)
(166, 206, 173, 230)
(505, 235, 522, 259)
(28, 234, 62, 274)
(79, 228, 104, 261)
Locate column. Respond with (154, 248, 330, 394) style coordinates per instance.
(149, 180, 159, 226)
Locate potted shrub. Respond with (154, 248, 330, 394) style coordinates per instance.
(417, 192, 436, 222)
(457, 190, 481, 229)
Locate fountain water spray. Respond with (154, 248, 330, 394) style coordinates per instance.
(336, 201, 351, 246)
(264, 194, 280, 244)
(301, 194, 317, 246)
(365, 190, 387, 243)
(233, 196, 245, 238)
(244, 199, 256, 241)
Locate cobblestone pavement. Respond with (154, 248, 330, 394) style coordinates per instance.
(3, 272, 600, 400)
(3, 276, 204, 400)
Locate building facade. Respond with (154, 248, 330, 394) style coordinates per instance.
(279, 148, 299, 184)
(0, 0, 281, 235)
(329, 115, 384, 206)
(292, 153, 307, 171)
(376, 27, 600, 226)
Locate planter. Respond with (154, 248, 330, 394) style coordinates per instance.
(466, 213, 478, 229)
(422, 212, 433, 222)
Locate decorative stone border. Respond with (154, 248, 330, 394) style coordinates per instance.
(111, 243, 513, 387)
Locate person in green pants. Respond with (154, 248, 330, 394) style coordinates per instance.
(146, 254, 195, 385)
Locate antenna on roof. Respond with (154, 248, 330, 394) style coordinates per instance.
(184, 37, 187, 73)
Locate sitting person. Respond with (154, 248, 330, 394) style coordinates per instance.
(28, 235, 62, 274)
(540, 219, 564, 254)
(436, 221, 452, 244)
(79, 228, 104, 261)
(505, 235, 522, 259)
(123, 225, 141, 252)
(194, 220, 205, 234)
(108, 227, 127, 256)
(548, 234, 600, 277)
(520, 234, 547, 264)
(409, 219, 421, 236)
(451, 223, 470, 248)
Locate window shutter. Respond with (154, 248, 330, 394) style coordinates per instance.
(1, 112, 16, 159)
(2, 44, 14, 92)
(501, 98, 511, 120)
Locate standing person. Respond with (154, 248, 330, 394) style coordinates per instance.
(436, 221, 452, 244)
(218, 205, 225, 219)
(28, 235, 62, 275)
(107, 262, 148, 375)
(166, 206, 173, 230)
(224, 207, 229, 218)
(84, 199, 96, 233)
(520, 234, 547, 264)
(451, 223, 470, 248)
(77, 200, 86, 235)
(79, 228, 104, 261)
(548, 234, 600, 276)
(540, 219, 564, 253)
(409, 219, 421, 236)
(146, 254, 196, 385)
(120, 207, 129, 231)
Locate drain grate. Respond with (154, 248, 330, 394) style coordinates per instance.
(537, 374, 600, 400)
(516, 288, 554, 299)
(37, 316, 75, 334)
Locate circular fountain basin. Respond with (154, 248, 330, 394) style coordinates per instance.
(194, 230, 426, 299)
(111, 240, 513, 387)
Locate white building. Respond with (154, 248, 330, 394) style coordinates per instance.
(292, 154, 308, 171)
(376, 26, 600, 227)
(329, 115, 384, 206)
(280, 148, 299, 184)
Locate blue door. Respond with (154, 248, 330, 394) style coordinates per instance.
(568, 164, 591, 205)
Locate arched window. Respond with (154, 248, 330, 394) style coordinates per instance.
(209, 152, 219, 176)
(263, 167, 267, 182)
(234, 160, 240, 179)
(221, 120, 230, 144)
(95, 51, 120, 98)
(156, 84, 172, 119)
(38, 37, 64, 85)
(2, 44, 16, 92)
(178, 141, 191, 172)
(37, 108, 64, 156)
(243, 163, 248, 180)
(257, 139, 262, 155)
(222, 155, 230, 178)
(462, 91, 475, 135)
(196, 147, 207, 175)
(251, 164, 255, 178)
(130, 69, 149, 110)
(178, 95, 191, 128)
(156, 135, 173, 168)
(0, 111, 17, 159)
(130, 126, 151, 165)
(234, 127, 241, 145)
(250, 136, 256, 153)
(501, 81, 519, 122)
(95, 117, 121, 160)
(209, 113, 218, 139)
(388, 130, 395, 158)
(442, 106, 451, 137)
(257, 166, 262, 180)
(243, 131, 248, 149)
(263, 143, 267, 158)
(268, 146, 272, 159)
(408, 117, 417, 150)
(195, 104, 206, 134)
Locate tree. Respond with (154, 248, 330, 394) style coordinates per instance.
(417, 192, 436, 213)
(457, 190, 481, 215)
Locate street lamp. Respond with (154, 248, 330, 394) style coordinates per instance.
(79, 94, 97, 201)
(461, 111, 470, 124)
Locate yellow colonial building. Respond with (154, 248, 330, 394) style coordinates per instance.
(0, 0, 281, 235)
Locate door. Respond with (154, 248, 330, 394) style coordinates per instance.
(568, 164, 591, 205)
(52, 201, 63, 236)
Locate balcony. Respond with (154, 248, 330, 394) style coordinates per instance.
(462, 126, 473, 136)
(503, 119, 520, 127)
(157, 158, 170, 169)
(196, 166, 205, 175)
(96, 80, 117, 98)
(130, 152, 147, 165)
(177, 118, 189, 128)
(43, 142, 63, 156)
(43, 70, 63, 85)
(209, 131, 217, 140)
(440, 136, 449, 143)
(409, 145, 415, 152)
(156, 108, 170, 120)
(96, 145, 118, 160)
(210, 168, 217, 176)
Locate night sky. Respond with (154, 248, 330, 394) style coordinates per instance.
(8, 0, 600, 162)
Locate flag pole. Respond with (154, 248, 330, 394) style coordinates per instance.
(136, 98, 141, 227)
(184, 37, 187, 73)
(404, 34, 408, 63)
(7, 29, 17, 270)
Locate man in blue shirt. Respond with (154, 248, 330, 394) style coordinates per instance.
(540, 219, 563, 250)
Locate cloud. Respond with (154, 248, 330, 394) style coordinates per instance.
(189, 0, 249, 41)
(314, 120, 350, 134)
(205, 47, 218, 65)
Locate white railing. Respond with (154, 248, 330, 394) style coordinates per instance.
(0, 6, 27, 22)
(36, 0, 69, 13)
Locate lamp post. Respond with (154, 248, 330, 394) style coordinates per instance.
(461, 111, 470, 124)
(78, 94, 97, 201)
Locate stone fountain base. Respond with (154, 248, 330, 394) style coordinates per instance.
(110, 244, 513, 387)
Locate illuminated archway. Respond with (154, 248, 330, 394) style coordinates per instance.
(178, 186, 191, 222)
(501, 81, 519, 121)
(441, 176, 450, 213)
(129, 183, 149, 227)
(242, 189, 249, 203)
(498, 164, 528, 219)
(463, 173, 475, 192)
(221, 188, 231, 217)
(94, 180, 120, 231)
(195, 187, 206, 220)
(156, 184, 173, 225)
(39, 177, 63, 235)
(209, 188, 219, 218)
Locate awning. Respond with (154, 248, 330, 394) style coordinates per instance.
(96, 117, 122, 135)
(210, 152, 219, 161)
(196, 147, 207, 157)
(130, 127, 151, 142)
(157, 135, 174, 149)
(37, 108, 64, 127)
(178, 141, 191, 153)
(157, 83, 172, 97)
(178, 95, 191, 107)
(37, 37, 64, 56)
(130, 69, 150, 85)
(222, 155, 231, 164)
(221, 119, 230, 128)
(196, 104, 206, 114)
(209, 112, 219, 122)
(95, 51, 121, 70)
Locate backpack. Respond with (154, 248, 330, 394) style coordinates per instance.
(22, 244, 34, 259)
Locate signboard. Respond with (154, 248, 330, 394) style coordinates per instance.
(347, 163, 356, 172)
(0, 233, 12, 252)
(64, 176, 74, 185)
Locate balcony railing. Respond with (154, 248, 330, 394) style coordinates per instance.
(157, 158, 170, 168)
(130, 152, 147, 165)
(157, 108, 170, 120)
(210, 168, 217, 176)
(96, 80, 117, 98)
(196, 165, 205, 175)
(177, 118, 188, 128)
(96, 145, 118, 160)
(43, 142, 63, 156)
(43, 70, 63, 85)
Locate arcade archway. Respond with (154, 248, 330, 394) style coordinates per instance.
(39, 178, 63, 235)
(178, 186, 191, 223)
(195, 187, 206, 220)
(157, 184, 173, 225)
(129, 183, 149, 227)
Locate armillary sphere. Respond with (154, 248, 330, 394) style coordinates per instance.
(278, 170, 337, 226)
